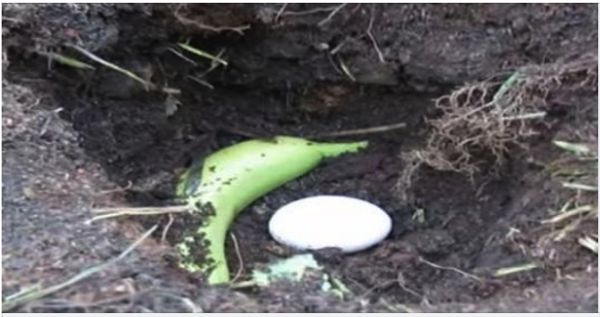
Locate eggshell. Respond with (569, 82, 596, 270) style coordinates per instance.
(268, 195, 392, 253)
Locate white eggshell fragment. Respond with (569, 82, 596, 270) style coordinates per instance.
(268, 195, 392, 253)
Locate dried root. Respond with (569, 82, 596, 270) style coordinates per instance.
(172, 4, 250, 35)
(397, 54, 598, 200)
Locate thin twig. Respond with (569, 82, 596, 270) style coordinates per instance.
(578, 235, 598, 254)
(29, 284, 147, 310)
(87, 205, 189, 224)
(92, 205, 188, 214)
(26, 294, 130, 311)
(366, 5, 386, 63)
(173, 4, 250, 35)
(553, 140, 592, 156)
(360, 279, 395, 298)
(280, 5, 345, 17)
(68, 44, 151, 89)
(338, 56, 356, 82)
(493, 71, 526, 104)
(41, 288, 197, 312)
(541, 205, 594, 224)
(2, 225, 159, 312)
(502, 111, 547, 121)
(177, 43, 228, 66)
(188, 75, 214, 90)
(39, 51, 96, 70)
(315, 122, 406, 137)
(396, 272, 422, 298)
(167, 47, 198, 66)
(419, 257, 482, 282)
(562, 182, 598, 192)
(67, 44, 180, 95)
(4, 284, 42, 302)
(317, 3, 347, 27)
(329, 38, 348, 55)
(229, 232, 245, 284)
(327, 52, 344, 76)
(87, 209, 186, 224)
(94, 181, 133, 196)
(196, 49, 226, 78)
(493, 262, 539, 277)
(274, 3, 288, 22)
(161, 213, 175, 242)
(553, 216, 585, 241)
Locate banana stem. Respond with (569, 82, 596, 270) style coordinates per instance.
(313, 141, 369, 158)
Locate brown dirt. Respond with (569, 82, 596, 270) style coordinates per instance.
(2, 3, 597, 313)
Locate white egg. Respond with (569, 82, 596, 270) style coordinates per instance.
(268, 195, 392, 253)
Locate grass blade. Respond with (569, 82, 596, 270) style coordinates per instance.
(562, 182, 597, 192)
(493, 71, 526, 105)
(177, 43, 228, 66)
(67, 44, 180, 95)
(553, 140, 592, 156)
(40, 52, 95, 70)
(542, 205, 594, 224)
(578, 235, 598, 254)
(493, 262, 539, 277)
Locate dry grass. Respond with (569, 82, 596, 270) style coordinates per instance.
(2, 225, 159, 312)
(540, 134, 597, 250)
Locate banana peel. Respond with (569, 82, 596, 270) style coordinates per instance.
(250, 254, 350, 298)
(176, 136, 368, 284)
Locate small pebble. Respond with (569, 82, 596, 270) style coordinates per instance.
(268, 195, 392, 253)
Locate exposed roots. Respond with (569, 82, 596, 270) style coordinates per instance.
(397, 54, 598, 201)
(172, 4, 251, 35)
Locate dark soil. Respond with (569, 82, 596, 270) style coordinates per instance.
(2, 3, 597, 313)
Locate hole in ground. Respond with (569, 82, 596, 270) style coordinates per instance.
(4, 4, 596, 311)
(36, 47, 521, 305)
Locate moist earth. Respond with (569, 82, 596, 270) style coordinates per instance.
(2, 3, 598, 312)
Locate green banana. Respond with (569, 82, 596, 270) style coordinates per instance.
(175, 136, 368, 284)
